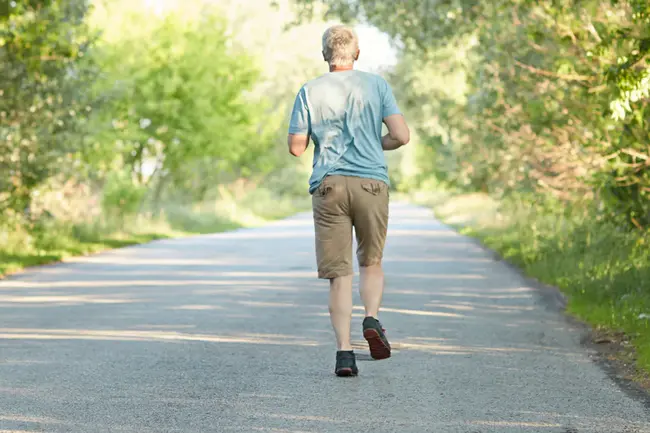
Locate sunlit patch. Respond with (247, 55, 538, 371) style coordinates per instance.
(263, 414, 343, 423)
(239, 393, 293, 399)
(433, 292, 533, 300)
(63, 257, 259, 266)
(0, 328, 319, 346)
(168, 305, 223, 310)
(353, 306, 465, 318)
(249, 428, 314, 433)
(0, 294, 137, 305)
(238, 301, 297, 308)
(387, 339, 535, 356)
(0, 386, 38, 396)
(383, 256, 492, 263)
(0, 360, 51, 366)
(385, 273, 486, 280)
(0, 415, 64, 425)
(133, 324, 196, 329)
(424, 302, 476, 311)
(0, 279, 303, 290)
(0, 429, 44, 433)
(468, 420, 562, 428)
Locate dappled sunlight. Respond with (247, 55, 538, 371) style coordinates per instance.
(0, 294, 137, 305)
(383, 256, 492, 263)
(426, 300, 536, 313)
(250, 428, 315, 433)
(314, 312, 367, 319)
(193, 286, 308, 295)
(167, 304, 223, 310)
(0, 386, 38, 397)
(239, 393, 294, 400)
(385, 273, 486, 280)
(0, 277, 312, 290)
(388, 229, 464, 238)
(64, 256, 261, 266)
(263, 414, 343, 423)
(421, 302, 476, 311)
(433, 292, 533, 300)
(238, 301, 299, 308)
(0, 360, 50, 366)
(202, 231, 313, 240)
(353, 305, 465, 318)
(396, 340, 534, 356)
(0, 329, 319, 346)
(0, 428, 50, 433)
(133, 324, 196, 329)
(0, 415, 64, 425)
(515, 411, 650, 430)
(468, 420, 562, 428)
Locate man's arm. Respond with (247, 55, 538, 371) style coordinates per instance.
(382, 114, 410, 151)
(288, 133, 310, 157)
(287, 86, 310, 157)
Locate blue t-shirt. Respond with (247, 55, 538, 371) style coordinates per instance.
(288, 70, 401, 194)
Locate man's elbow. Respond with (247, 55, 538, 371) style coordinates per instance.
(396, 129, 410, 146)
(288, 143, 306, 157)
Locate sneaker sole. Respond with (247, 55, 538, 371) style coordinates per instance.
(335, 368, 358, 377)
(363, 328, 391, 360)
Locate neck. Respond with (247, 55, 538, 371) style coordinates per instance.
(330, 64, 354, 72)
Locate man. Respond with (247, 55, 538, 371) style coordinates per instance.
(287, 25, 410, 377)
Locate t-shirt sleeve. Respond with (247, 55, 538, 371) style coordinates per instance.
(381, 79, 401, 118)
(288, 87, 310, 135)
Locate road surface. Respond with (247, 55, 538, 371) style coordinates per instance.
(1, 203, 649, 433)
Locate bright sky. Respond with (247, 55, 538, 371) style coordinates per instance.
(354, 24, 397, 72)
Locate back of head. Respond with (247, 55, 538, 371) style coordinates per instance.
(322, 25, 359, 67)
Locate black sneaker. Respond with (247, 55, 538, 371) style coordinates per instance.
(335, 351, 359, 377)
(363, 317, 391, 360)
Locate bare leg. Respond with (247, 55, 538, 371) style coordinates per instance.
(329, 274, 354, 350)
(360, 264, 384, 318)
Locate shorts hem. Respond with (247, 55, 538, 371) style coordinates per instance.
(358, 258, 383, 267)
(318, 269, 354, 279)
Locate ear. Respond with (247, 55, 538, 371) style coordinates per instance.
(355, 49, 360, 61)
(322, 51, 327, 62)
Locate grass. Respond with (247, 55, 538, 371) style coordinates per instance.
(0, 232, 170, 277)
(411, 190, 650, 376)
(0, 189, 310, 278)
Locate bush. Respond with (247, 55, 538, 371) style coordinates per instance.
(101, 172, 146, 222)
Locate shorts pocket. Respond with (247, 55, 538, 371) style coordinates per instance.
(361, 181, 386, 196)
(317, 182, 333, 197)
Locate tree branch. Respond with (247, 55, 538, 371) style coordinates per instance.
(514, 59, 595, 82)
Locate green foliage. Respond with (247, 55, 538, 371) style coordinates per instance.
(101, 172, 146, 220)
(0, 0, 95, 212)
(90, 9, 268, 201)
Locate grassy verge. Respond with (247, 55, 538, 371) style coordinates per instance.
(410, 190, 650, 377)
(0, 192, 309, 278)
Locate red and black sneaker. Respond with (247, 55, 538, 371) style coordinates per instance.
(363, 317, 391, 360)
(335, 351, 359, 377)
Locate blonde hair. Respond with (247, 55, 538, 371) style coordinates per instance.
(322, 25, 359, 66)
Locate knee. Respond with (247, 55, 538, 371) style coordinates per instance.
(360, 262, 383, 272)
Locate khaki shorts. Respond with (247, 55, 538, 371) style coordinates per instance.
(312, 175, 389, 279)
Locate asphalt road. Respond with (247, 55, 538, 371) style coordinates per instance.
(1, 202, 649, 433)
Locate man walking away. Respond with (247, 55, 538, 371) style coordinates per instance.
(287, 25, 410, 376)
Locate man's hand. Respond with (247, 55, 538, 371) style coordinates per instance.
(382, 114, 410, 151)
(288, 133, 310, 157)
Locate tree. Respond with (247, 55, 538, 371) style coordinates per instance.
(89, 7, 267, 203)
(0, 0, 95, 214)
